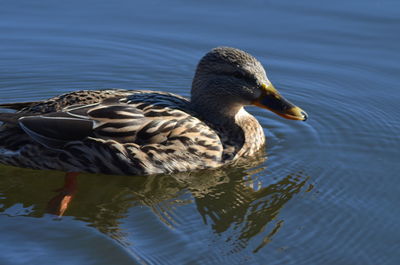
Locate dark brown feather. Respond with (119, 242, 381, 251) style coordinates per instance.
(19, 115, 94, 149)
(0, 112, 34, 124)
(0, 101, 40, 110)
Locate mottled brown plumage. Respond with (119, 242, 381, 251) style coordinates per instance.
(0, 47, 307, 175)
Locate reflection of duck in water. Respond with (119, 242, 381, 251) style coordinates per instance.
(0, 47, 307, 215)
(0, 159, 310, 255)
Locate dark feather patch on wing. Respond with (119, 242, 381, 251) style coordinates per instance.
(19, 115, 94, 149)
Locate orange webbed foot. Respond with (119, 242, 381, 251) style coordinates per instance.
(47, 172, 79, 216)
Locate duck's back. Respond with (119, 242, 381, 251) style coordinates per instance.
(0, 89, 225, 175)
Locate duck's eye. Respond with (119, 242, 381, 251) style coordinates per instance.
(232, 71, 256, 84)
(233, 71, 244, 79)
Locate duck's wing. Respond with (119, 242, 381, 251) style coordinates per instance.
(12, 92, 194, 146)
(16, 97, 144, 149)
(0, 89, 134, 115)
(16, 93, 224, 175)
(1, 91, 224, 175)
(0, 90, 154, 148)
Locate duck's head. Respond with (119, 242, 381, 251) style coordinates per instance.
(191, 47, 307, 121)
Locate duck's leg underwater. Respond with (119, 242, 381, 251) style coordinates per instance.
(46, 172, 79, 216)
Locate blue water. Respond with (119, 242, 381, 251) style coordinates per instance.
(1, 0, 400, 264)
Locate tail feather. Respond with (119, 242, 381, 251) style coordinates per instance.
(0, 113, 31, 124)
(0, 113, 21, 124)
(0, 101, 40, 110)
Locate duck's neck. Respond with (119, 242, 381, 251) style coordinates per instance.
(232, 108, 265, 157)
(192, 99, 265, 158)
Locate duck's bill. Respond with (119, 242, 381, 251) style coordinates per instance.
(253, 83, 308, 121)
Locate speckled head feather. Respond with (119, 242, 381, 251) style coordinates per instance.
(191, 47, 269, 120)
(197, 47, 263, 71)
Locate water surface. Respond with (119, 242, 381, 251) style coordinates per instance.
(1, 0, 400, 264)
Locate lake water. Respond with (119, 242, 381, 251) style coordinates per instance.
(1, 0, 399, 264)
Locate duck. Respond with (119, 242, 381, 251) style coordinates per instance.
(0, 47, 307, 177)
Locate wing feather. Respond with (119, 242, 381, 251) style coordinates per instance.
(18, 116, 94, 149)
